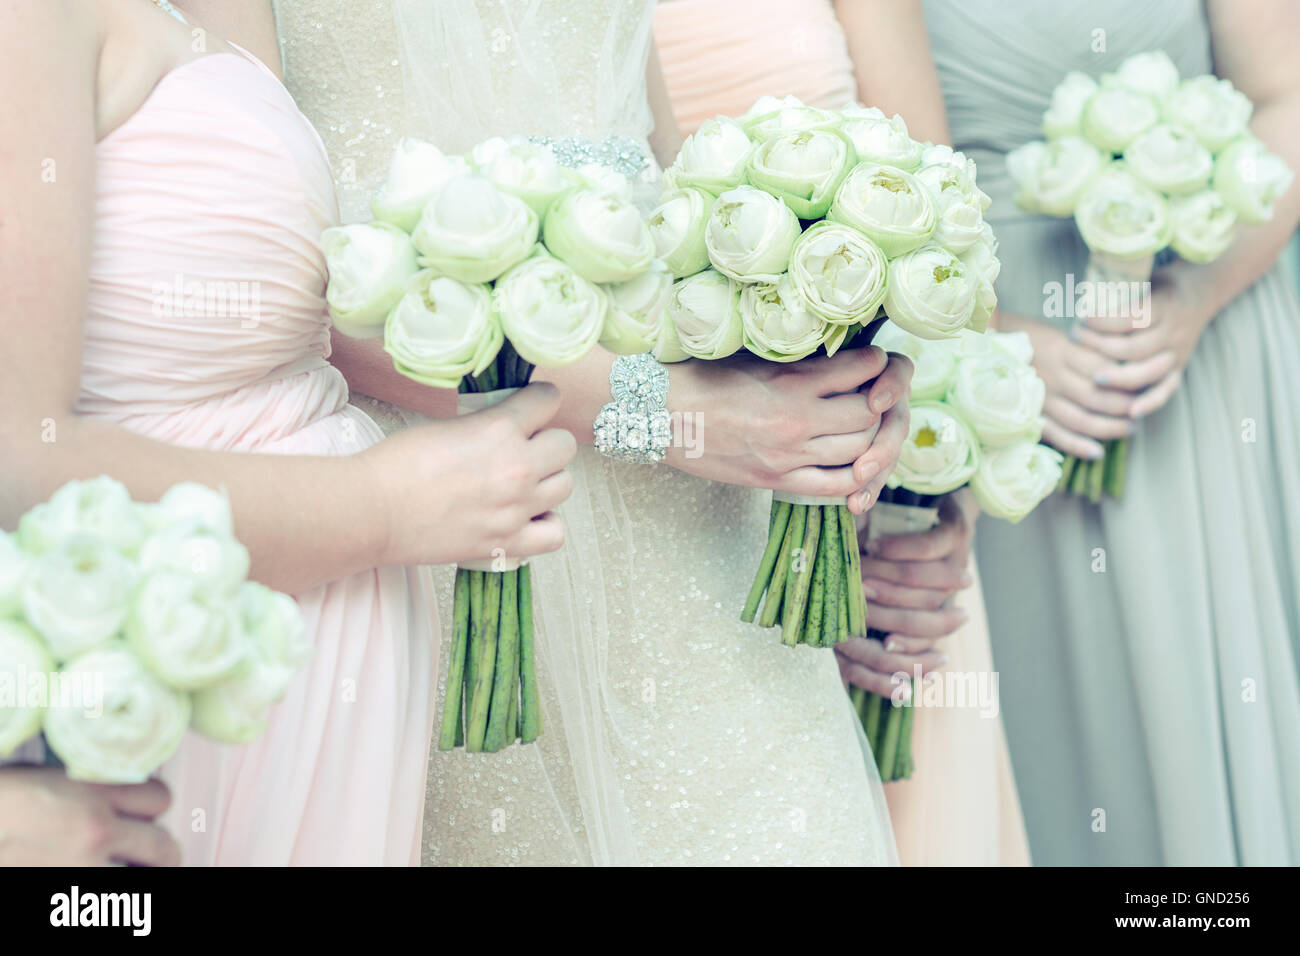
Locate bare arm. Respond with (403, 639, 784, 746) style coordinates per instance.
(834, 0, 950, 144)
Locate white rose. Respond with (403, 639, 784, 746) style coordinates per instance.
(1169, 189, 1239, 264)
(371, 139, 470, 232)
(1123, 124, 1213, 194)
(829, 163, 937, 257)
(1073, 163, 1171, 258)
(839, 106, 924, 171)
(746, 129, 856, 219)
(321, 221, 420, 339)
(542, 188, 656, 284)
(919, 143, 981, 184)
(1042, 72, 1099, 138)
(23, 536, 138, 661)
(872, 322, 961, 401)
(1007, 137, 1108, 217)
(787, 221, 888, 325)
(971, 441, 1064, 523)
(882, 243, 977, 340)
(668, 117, 754, 195)
(138, 520, 250, 600)
(191, 582, 309, 745)
(412, 176, 539, 283)
(960, 223, 1001, 333)
(1164, 76, 1253, 153)
(17, 476, 147, 556)
(946, 344, 1046, 447)
(600, 261, 672, 355)
(649, 187, 714, 279)
(664, 270, 743, 360)
(43, 644, 191, 784)
(493, 254, 608, 367)
(959, 327, 1035, 365)
(742, 94, 839, 142)
(915, 162, 991, 254)
(741, 274, 845, 362)
(887, 401, 980, 496)
(384, 272, 500, 389)
(0, 620, 54, 757)
(149, 483, 237, 538)
(1112, 51, 1181, 102)
(704, 185, 801, 282)
(126, 571, 247, 691)
(1213, 137, 1295, 225)
(1080, 84, 1160, 153)
(0, 531, 32, 618)
(471, 137, 569, 217)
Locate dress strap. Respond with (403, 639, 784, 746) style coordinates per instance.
(151, 0, 189, 25)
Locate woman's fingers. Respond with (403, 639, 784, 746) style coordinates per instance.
(864, 603, 969, 639)
(92, 778, 172, 821)
(1058, 364, 1134, 418)
(1044, 394, 1133, 441)
(529, 426, 579, 478)
(107, 817, 182, 867)
(1129, 368, 1183, 418)
(839, 662, 900, 698)
(862, 574, 955, 611)
(848, 399, 910, 513)
(1092, 349, 1178, 392)
(865, 351, 914, 414)
(1074, 325, 1167, 364)
(1042, 416, 1105, 461)
(802, 429, 879, 468)
(530, 469, 574, 516)
(508, 511, 566, 558)
(776, 464, 860, 499)
(858, 554, 968, 590)
(866, 516, 966, 563)
(877, 632, 946, 655)
(803, 344, 889, 395)
(812, 392, 879, 436)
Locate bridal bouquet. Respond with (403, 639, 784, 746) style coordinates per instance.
(0, 477, 309, 782)
(852, 327, 1062, 781)
(654, 96, 998, 647)
(1008, 51, 1294, 500)
(322, 137, 667, 751)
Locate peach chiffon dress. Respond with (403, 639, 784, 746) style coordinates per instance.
(85, 47, 438, 865)
(655, 0, 1029, 866)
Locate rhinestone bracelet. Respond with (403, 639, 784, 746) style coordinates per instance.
(593, 353, 671, 464)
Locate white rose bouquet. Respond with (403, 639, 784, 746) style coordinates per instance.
(323, 137, 668, 753)
(1008, 50, 1293, 500)
(852, 328, 1062, 780)
(657, 97, 997, 648)
(0, 478, 308, 781)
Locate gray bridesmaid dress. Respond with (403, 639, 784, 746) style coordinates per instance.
(924, 0, 1300, 864)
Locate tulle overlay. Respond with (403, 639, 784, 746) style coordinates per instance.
(86, 49, 437, 864)
(925, 0, 1300, 864)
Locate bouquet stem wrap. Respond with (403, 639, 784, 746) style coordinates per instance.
(438, 354, 543, 751)
(852, 491, 939, 782)
(1058, 250, 1151, 502)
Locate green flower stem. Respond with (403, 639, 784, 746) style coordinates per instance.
(820, 505, 842, 647)
(464, 571, 484, 743)
(518, 565, 542, 744)
(896, 686, 916, 781)
(839, 506, 866, 638)
(849, 685, 868, 722)
(1106, 438, 1128, 498)
(465, 571, 502, 752)
(877, 696, 904, 780)
(863, 689, 882, 743)
(837, 569, 849, 643)
(782, 507, 821, 646)
(1087, 453, 1104, 503)
(760, 504, 804, 628)
(806, 528, 827, 646)
(438, 569, 472, 751)
(743, 499, 793, 623)
(1057, 454, 1077, 492)
(483, 570, 519, 752)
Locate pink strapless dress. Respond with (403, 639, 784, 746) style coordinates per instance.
(87, 48, 438, 865)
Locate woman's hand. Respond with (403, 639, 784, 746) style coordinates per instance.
(666, 346, 913, 514)
(834, 490, 976, 696)
(0, 767, 180, 866)
(364, 383, 577, 568)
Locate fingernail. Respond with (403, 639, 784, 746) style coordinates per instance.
(960, 573, 973, 587)
(955, 608, 969, 622)
(885, 639, 901, 652)
(1068, 323, 1083, 342)
(1093, 371, 1108, 386)
(861, 582, 878, 600)
(1085, 444, 1105, 460)
(856, 489, 872, 511)
(856, 460, 881, 485)
(871, 389, 894, 412)
(936, 653, 948, 665)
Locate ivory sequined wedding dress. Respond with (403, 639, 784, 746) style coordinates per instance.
(276, 0, 896, 865)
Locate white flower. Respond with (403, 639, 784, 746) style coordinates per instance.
(946, 344, 1046, 447)
(971, 441, 1063, 523)
(664, 270, 743, 360)
(126, 571, 247, 691)
(471, 137, 569, 217)
(1213, 137, 1295, 225)
(887, 401, 980, 496)
(1169, 190, 1238, 263)
(1080, 84, 1160, 153)
(191, 582, 309, 745)
(741, 274, 845, 362)
(370, 139, 470, 232)
(0, 620, 54, 757)
(23, 536, 138, 661)
(1007, 137, 1108, 217)
(872, 322, 961, 401)
(149, 483, 237, 538)
(1111, 51, 1181, 102)
(829, 163, 937, 257)
(321, 221, 420, 338)
(746, 129, 856, 219)
(1042, 72, 1099, 139)
(882, 243, 977, 340)
(569, 164, 635, 203)
(1073, 163, 1171, 258)
(43, 643, 191, 784)
(17, 476, 147, 556)
(600, 261, 672, 355)
(1164, 76, 1253, 153)
(493, 254, 608, 367)
(742, 94, 839, 142)
(667, 117, 754, 195)
(839, 106, 924, 171)
(960, 328, 1035, 365)
(0, 531, 32, 618)
(649, 188, 714, 279)
(787, 221, 888, 325)
(542, 188, 655, 283)
(138, 519, 250, 600)
(412, 176, 538, 283)
(384, 272, 500, 389)
(1123, 124, 1213, 194)
(959, 223, 1001, 334)
(704, 185, 801, 282)
(919, 143, 981, 183)
(915, 162, 990, 254)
